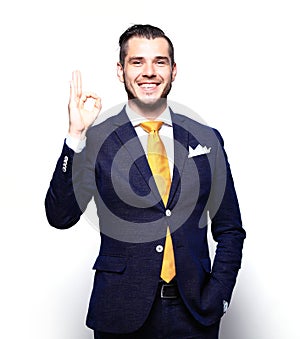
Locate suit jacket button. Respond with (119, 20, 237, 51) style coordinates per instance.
(156, 245, 163, 253)
(165, 209, 172, 217)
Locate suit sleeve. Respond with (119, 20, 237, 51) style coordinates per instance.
(207, 129, 246, 304)
(44, 140, 93, 229)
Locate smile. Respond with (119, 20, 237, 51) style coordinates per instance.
(139, 83, 160, 91)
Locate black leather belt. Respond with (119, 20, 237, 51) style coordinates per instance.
(159, 280, 179, 299)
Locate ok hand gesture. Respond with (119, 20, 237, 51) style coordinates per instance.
(68, 70, 102, 139)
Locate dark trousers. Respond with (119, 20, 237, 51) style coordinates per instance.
(94, 282, 220, 339)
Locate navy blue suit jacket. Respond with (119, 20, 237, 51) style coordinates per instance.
(45, 107, 245, 333)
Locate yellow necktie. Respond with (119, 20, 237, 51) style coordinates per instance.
(140, 121, 176, 283)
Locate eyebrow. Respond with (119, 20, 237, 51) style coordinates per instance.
(155, 56, 170, 62)
(128, 56, 170, 62)
(128, 57, 144, 62)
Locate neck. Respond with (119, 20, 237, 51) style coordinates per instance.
(128, 98, 167, 120)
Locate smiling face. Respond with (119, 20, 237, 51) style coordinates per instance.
(117, 37, 177, 116)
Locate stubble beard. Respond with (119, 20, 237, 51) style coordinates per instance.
(124, 77, 172, 116)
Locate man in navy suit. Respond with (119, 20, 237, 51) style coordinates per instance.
(45, 24, 246, 338)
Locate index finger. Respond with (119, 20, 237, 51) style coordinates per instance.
(72, 70, 82, 98)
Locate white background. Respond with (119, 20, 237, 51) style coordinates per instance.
(1, 0, 299, 338)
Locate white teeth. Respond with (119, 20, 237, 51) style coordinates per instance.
(140, 84, 156, 89)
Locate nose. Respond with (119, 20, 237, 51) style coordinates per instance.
(142, 62, 156, 78)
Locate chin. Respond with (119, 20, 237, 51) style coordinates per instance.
(135, 97, 167, 111)
(140, 98, 160, 105)
(140, 93, 165, 104)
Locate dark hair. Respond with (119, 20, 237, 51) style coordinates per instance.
(119, 24, 175, 67)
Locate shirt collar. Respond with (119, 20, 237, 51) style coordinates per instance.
(125, 104, 172, 128)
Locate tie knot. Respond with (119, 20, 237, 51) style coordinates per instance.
(140, 121, 163, 134)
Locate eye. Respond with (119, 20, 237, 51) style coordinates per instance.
(156, 59, 168, 66)
(131, 60, 142, 66)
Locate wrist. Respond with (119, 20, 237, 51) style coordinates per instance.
(68, 128, 87, 140)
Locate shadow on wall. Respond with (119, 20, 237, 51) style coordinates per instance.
(49, 264, 94, 339)
(220, 292, 247, 339)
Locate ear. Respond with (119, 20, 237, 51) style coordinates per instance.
(171, 62, 177, 82)
(117, 62, 124, 83)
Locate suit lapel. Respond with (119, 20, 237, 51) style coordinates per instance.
(111, 107, 190, 209)
(167, 111, 189, 207)
(111, 108, 163, 205)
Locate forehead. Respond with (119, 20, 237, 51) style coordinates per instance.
(125, 37, 170, 59)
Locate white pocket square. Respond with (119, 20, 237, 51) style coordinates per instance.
(188, 144, 211, 158)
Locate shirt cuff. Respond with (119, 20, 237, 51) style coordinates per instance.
(66, 134, 86, 153)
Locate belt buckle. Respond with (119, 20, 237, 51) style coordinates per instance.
(160, 283, 177, 299)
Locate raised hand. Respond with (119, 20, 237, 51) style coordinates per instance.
(68, 70, 102, 139)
